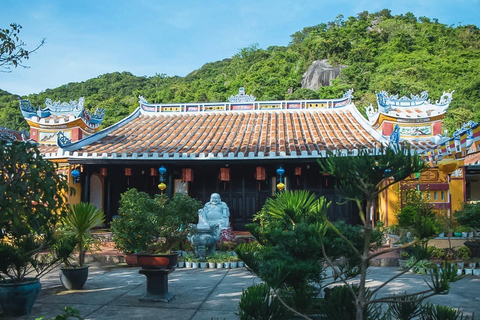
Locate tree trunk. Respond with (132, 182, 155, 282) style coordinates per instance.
(356, 199, 373, 320)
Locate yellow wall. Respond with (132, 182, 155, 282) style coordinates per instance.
(381, 167, 466, 227)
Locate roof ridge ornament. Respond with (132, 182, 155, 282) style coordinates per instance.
(57, 131, 72, 148)
(435, 91, 455, 106)
(0, 127, 16, 142)
(228, 87, 256, 103)
(19, 97, 105, 126)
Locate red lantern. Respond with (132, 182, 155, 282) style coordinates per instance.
(255, 167, 266, 180)
(220, 168, 230, 181)
(182, 168, 193, 182)
(295, 167, 302, 176)
(125, 168, 132, 176)
(150, 167, 157, 176)
(100, 168, 108, 176)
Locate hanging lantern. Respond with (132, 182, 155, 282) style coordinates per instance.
(277, 182, 285, 191)
(220, 168, 230, 181)
(438, 157, 459, 176)
(100, 168, 108, 176)
(158, 166, 167, 176)
(125, 168, 132, 176)
(158, 183, 167, 191)
(276, 166, 285, 177)
(150, 167, 157, 176)
(182, 168, 193, 182)
(71, 167, 80, 184)
(255, 167, 266, 180)
(294, 167, 302, 176)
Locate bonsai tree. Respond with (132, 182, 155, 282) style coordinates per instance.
(454, 202, 480, 232)
(111, 189, 201, 255)
(318, 144, 460, 320)
(0, 140, 70, 283)
(148, 193, 202, 254)
(454, 202, 480, 257)
(110, 188, 159, 254)
(62, 202, 105, 267)
(237, 190, 384, 317)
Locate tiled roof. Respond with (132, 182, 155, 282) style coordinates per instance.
(49, 104, 387, 161)
(38, 143, 61, 154)
(0, 126, 29, 142)
(465, 151, 480, 165)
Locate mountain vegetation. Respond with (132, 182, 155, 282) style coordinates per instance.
(1, 10, 479, 134)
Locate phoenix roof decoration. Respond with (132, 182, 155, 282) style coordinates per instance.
(366, 91, 454, 125)
(19, 97, 105, 128)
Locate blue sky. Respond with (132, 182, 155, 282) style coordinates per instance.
(1, 0, 479, 96)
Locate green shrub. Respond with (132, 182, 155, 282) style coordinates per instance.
(421, 304, 474, 320)
(237, 283, 290, 320)
(455, 203, 480, 231)
(387, 292, 424, 320)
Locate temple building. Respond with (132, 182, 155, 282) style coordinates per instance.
(19, 97, 105, 144)
(368, 91, 480, 224)
(21, 89, 480, 230)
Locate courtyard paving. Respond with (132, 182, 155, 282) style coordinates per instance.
(1, 263, 479, 319)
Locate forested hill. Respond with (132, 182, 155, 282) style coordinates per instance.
(1, 9, 479, 134)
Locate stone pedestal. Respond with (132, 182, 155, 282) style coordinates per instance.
(191, 227, 217, 259)
(139, 268, 175, 302)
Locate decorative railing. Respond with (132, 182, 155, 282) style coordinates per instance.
(138, 89, 354, 114)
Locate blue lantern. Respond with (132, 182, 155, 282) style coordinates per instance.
(71, 168, 80, 184)
(276, 167, 285, 176)
(158, 166, 167, 175)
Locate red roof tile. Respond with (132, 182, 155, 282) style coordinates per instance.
(64, 106, 386, 160)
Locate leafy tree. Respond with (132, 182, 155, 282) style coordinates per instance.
(317, 144, 462, 320)
(0, 140, 70, 282)
(0, 23, 45, 72)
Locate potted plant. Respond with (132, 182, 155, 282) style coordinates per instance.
(0, 140, 71, 316)
(123, 189, 201, 268)
(223, 254, 231, 269)
(216, 256, 224, 269)
(59, 202, 104, 290)
(229, 255, 238, 268)
(455, 246, 471, 270)
(110, 189, 159, 265)
(184, 254, 194, 268)
(192, 258, 199, 269)
(398, 251, 410, 269)
(473, 258, 480, 276)
(199, 259, 207, 268)
(207, 256, 216, 268)
(177, 256, 185, 268)
(455, 203, 480, 257)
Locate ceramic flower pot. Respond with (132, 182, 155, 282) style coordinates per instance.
(0, 278, 41, 316)
(136, 252, 179, 269)
(208, 262, 215, 268)
(124, 253, 138, 267)
(60, 266, 89, 290)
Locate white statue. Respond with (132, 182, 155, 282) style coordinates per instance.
(197, 193, 230, 239)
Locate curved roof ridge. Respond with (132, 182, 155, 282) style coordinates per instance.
(57, 107, 141, 151)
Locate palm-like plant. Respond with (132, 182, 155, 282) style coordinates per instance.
(63, 202, 105, 267)
(261, 190, 330, 227)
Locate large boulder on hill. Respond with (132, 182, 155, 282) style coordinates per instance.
(301, 59, 346, 91)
